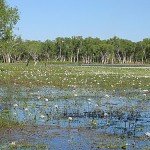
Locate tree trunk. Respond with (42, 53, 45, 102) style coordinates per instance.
(76, 48, 79, 63)
(73, 56, 76, 62)
(142, 57, 144, 64)
(3, 54, 11, 63)
(70, 56, 73, 62)
(122, 55, 126, 63)
(111, 58, 114, 64)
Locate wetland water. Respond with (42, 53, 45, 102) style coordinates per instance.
(0, 86, 150, 149)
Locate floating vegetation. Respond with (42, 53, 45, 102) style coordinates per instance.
(0, 141, 48, 150)
(0, 86, 150, 149)
(0, 64, 150, 149)
(0, 64, 150, 91)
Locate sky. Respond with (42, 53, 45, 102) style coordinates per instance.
(8, 0, 150, 42)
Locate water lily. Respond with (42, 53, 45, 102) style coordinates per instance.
(13, 104, 18, 107)
(88, 101, 91, 105)
(105, 94, 109, 98)
(68, 117, 73, 121)
(13, 112, 17, 115)
(37, 96, 41, 99)
(145, 132, 150, 137)
(45, 98, 48, 102)
(10, 141, 16, 146)
(104, 112, 108, 117)
(24, 108, 28, 111)
(54, 104, 58, 109)
(74, 94, 77, 97)
(40, 115, 45, 119)
(143, 89, 148, 92)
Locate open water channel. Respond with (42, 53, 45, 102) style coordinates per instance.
(0, 86, 150, 149)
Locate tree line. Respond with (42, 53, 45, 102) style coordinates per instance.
(0, 0, 150, 64)
(1, 36, 150, 64)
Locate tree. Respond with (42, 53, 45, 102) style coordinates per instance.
(24, 40, 42, 66)
(11, 37, 26, 62)
(71, 36, 82, 63)
(0, 0, 19, 63)
(141, 38, 150, 63)
(55, 37, 65, 61)
(41, 39, 56, 64)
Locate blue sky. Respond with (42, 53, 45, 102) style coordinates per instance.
(8, 0, 150, 42)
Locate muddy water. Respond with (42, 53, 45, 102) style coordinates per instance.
(0, 86, 150, 149)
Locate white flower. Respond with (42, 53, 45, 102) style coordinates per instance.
(10, 141, 16, 146)
(105, 94, 109, 98)
(13, 104, 18, 107)
(68, 117, 73, 121)
(145, 132, 150, 137)
(45, 98, 49, 102)
(95, 104, 99, 107)
(54, 104, 58, 109)
(40, 115, 45, 119)
(88, 101, 91, 105)
(143, 90, 148, 92)
(74, 94, 77, 97)
(24, 108, 28, 111)
(37, 96, 41, 99)
(104, 112, 108, 117)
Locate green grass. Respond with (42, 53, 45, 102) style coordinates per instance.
(0, 118, 21, 129)
(0, 62, 150, 91)
(1, 142, 48, 150)
(0, 109, 23, 129)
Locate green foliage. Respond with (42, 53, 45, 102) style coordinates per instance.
(0, 109, 21, 129)
(0, 0, 19, 63)
(0, 0, 19, 40)
(1, 36, 150, 64)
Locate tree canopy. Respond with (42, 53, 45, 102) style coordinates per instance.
(0, 0, 19, 63)
(0, 0, 19, 40)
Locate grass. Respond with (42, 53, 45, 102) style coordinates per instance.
(0, 108, 23, 129)
(0, 62, 150, 91)
(1, 142, 48, 150)
(0, 118, 21, 129)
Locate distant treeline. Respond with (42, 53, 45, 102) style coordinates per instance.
(0, 0, 150, 64)
(0, 36, 150, 64)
